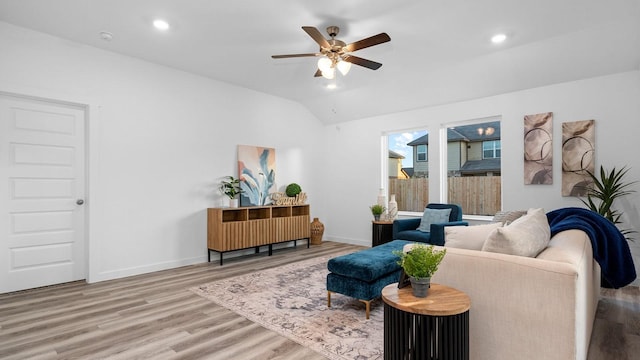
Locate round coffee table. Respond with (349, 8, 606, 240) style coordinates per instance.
(382, 282, 471, 360)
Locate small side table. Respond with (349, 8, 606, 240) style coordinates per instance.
(382, 283, 471, 360)
(372, 221, 394, 246)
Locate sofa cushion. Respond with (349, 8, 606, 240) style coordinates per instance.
(394, 230, 432, 243)
(482, 208, 551, 257)
(417, 208, 452, 232)
(445, 222, 503, 250)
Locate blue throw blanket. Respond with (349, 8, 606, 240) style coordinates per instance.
(546, 207, 636, 288)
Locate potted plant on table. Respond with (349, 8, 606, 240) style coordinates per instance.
(393, 244, 446, 297)
(370, 204, 386, 221)
(219, 176, 243, 208)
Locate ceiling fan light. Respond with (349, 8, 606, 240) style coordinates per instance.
(321, 68, 335, 79)
(337, 60, 351, 75)
(317, 57, 333, 73)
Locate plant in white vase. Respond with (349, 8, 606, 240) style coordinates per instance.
(219, 176, 243, 207)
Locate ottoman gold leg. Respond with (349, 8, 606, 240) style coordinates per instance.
(359, 299, 371, 320)
(327, 291, 332, 308)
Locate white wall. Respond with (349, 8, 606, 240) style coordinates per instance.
(322, 71, 640, 284)
(2, 20, 639, 286)
(0, 22, 327, 282)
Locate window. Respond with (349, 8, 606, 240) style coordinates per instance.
(445, 119, 502, 216)
(384, 119, 502, 217)
(386, 129, 428, 212)
(416, 145, 427, 161)
(483, 140, 501, 159)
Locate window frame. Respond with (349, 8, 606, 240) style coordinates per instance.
(383, 117, 502, 219)
(416, 144, 427, 162)
(482, 140, 501, 159)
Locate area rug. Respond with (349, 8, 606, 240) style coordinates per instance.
(190, 254, 384, 360)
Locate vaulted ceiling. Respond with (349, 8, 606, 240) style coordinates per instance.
(1, 0, 639, 124)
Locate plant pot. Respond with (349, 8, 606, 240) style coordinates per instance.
(409, 276, 431, 297)
(373, 214, 381, 221)
(229, 198, 239, 208)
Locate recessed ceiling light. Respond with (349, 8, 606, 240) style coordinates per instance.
(99, 31, 113, 41)
(153, 19, 170, 31)
(491, 33, 507, 44)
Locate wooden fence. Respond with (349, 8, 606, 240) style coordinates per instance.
(389, 176, 501, 216)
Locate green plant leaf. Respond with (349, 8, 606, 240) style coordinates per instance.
(393, 244, 446, 279)
(579, 165, 637, 240)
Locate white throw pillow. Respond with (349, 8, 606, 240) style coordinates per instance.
(416, 208, 452, 232)
(492, 210, 527, 225)
(444, 222, 503, 250)
(481, 208, 551, 257)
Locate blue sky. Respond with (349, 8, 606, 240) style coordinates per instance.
(388, 130, 427, 167)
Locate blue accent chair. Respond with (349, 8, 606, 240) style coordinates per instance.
(392, 203, 468, 245)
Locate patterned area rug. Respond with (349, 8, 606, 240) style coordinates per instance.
(191, 254, 384, 360)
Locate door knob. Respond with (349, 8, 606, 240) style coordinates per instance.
(76, 199, 85, 205)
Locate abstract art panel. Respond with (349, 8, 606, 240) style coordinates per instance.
(524, 112, 553, 184)
(562, 120, 595, 196)
(237, 145, 276, 206)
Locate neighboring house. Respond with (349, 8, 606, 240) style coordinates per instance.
(402, 167, 414, 178)
(406, 135, 429, 177)
(388, 150, 408, 179)
(407, 121, 501, 177)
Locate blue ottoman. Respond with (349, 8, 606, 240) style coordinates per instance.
(327, 240, 410, 319)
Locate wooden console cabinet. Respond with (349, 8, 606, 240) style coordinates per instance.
(207, 205, 310, 265)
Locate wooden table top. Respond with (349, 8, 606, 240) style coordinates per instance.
(382, 282, 471, 316)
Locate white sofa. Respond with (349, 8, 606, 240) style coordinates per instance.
(431, 229, 601, 360)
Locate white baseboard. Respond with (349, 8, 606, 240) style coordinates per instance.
(88, 255, 204, 283)
(326, 236, 370, 247)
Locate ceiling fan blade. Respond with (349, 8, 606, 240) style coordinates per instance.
(342, 55, 383, 70)
(314, 69, 322, 77)
(271, 53, 321, 59)
(344, 33, 391, 52)
(302, 26, 331, 49)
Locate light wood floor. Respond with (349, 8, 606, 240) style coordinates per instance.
(1, 241, 638, 360)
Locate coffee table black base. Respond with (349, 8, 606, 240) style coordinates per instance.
(384, 303, 469, 360)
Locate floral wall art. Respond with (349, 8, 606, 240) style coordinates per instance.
(238, 145, 276, 206)
(523, 112, 553, 184)
(561, 120, 595, 196)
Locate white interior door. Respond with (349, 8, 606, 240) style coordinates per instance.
(0, 93, 86, 293)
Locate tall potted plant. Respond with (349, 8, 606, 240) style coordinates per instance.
(393, 244, 446, 297)
(580, 165, 637, 240)
(219, 176, 243, 208)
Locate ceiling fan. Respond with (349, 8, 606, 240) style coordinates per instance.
(271, 26, 391, 79)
